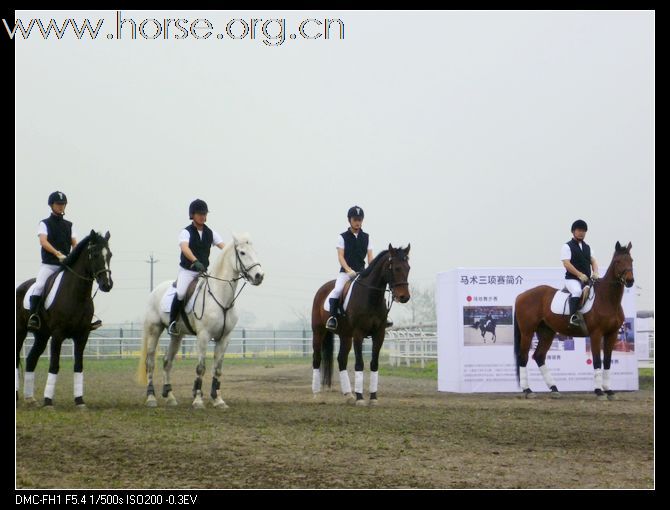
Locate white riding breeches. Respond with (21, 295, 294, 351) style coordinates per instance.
(327, 272, 351, 301)
(176, 267, 199, 299)
(32, 264, 60, 296)
(565, 279, 583, 298)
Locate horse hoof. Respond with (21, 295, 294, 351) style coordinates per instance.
(192, 400, 205, 409)
(42, 404, 55, 411)
(312, 393, 326, 404)
(24, 397, 38, 406)
(606, 392, 617, 401)
(212, 399, 229, 409)
(368, 399, 379, 407)
(355, 399, 368, 407)
(343, 392, 356, 404)
(524, 390, 536, 399)
(166, 393, 178, 407)
(596, 394, 607, 401)
(76, 404, 87, 411)
(145, 395, 157, 407)
(549, 391, 562, 399)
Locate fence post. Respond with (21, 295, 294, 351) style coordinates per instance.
(302, 328, 307, 358)
(242, 328, 246, 359)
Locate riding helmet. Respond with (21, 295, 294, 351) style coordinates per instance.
(571, 219, 588, 232)
(48, 191, 68, 206)
(347, 205, 364, 220)
(189, 199, 209, 219)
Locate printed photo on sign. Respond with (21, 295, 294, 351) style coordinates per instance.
(462, 306, 513, 346)
(531, 332, 575, 352)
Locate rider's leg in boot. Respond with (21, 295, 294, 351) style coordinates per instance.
(569, 297, 582, 326)
(326, 298, 339, 331)
(167, 295, 182, 335)
(385, 317, 394, 328)
(27, 295, 42, 332)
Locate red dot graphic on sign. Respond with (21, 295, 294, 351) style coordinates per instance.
(586, 359, 592, 365)
(466, 296, 472, 302)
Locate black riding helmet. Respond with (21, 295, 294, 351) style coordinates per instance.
(571, 219, 588, 232)
(189, 199, 209, 219)
(347, 205, 364, 220)
(48, 191, 68, 205)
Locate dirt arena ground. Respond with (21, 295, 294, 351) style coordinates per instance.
(16, 359, 654, 489)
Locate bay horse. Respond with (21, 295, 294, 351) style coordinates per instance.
(137, 233, 264, 409)
(311, 244, 411, 406)
(514, 241, 634, 399)
(16, 231, 113, 408)
(473, 318, 496, 343)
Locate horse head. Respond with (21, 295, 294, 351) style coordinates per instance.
(87, 230, 113, 292)
(232, 232, 264, 286)
(612, 241, 634, 288)
(385, 243, 411, 303)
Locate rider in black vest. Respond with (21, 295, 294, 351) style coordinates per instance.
(324, 206, 393, 331)
(561, 219, 600, 329)
(168, 199, 226, 336)
(27, 192, 104, 333)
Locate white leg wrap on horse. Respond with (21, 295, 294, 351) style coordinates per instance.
(519, 366, 529, 390)
(312, 369, 321, 393)
(74, 372, 84, 398)
(44, 373, 58, 400)
(24, 372, 35, 398)
(369, 371, 379, 393)
(354, 371, 364, 394)
(603, 369, 611, 391)
(339, 370, 351, 394)
(594, 368, 603, 390)
(603, 369, 610, 391)
(539, 365, 556, 388)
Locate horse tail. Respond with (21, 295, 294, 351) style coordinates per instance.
(513, 311, 521, 383)
(136, 326, 151, 386)
(321, 330, 334, 388)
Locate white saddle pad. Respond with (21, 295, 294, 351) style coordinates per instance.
(550, 287, 595, 315)
(322, 277, 358, 312)
(159, 283, 201, 315)
(23, 272, 64, 311)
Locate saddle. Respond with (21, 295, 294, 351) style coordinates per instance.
(338, 279, 354, 314)
(172, 278, 200, 304)
(560, 284, 591, 308)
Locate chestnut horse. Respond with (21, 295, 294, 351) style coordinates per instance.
(514, 242, 634, 399)
(311, 245, 411, 406)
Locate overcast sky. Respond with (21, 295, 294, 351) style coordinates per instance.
(14, 10, 654, 328)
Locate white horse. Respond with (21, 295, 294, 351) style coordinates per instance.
(137, 233, 264, 408)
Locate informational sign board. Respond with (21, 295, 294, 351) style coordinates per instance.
(436, 268, 637, 392)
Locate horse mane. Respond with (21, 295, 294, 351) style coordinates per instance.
(61, 234, 95, 267)
(358, 250, 389, 278)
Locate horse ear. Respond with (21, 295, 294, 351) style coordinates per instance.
(626, 242, 632, 251)
(388, 243, 393, 253)
(90, 229, 96, 238)
(405, 243, 411, 255)
(104, 231, 110, 241)
(232, 232, 239, 244)
(615, 241, 622, 251)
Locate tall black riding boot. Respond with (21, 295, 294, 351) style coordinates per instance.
(325, 298, 340, 331)
(568, 297, 582, 327)
(27, 295, 41, 332)
(167, 295, 182, 336)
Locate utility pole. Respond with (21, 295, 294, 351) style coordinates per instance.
(146, 253, 159, 291)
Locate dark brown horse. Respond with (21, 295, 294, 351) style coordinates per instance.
(16, 231, 113, 408)
(514, 241, 634, 399)
(311, 244, 411, 405)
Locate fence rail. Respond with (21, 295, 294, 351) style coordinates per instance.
(19, 322, 652, 369)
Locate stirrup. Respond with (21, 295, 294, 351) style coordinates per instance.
(325, 316, 338, 331)
(385, 319, 394, 328)
(90, 320, 102, 331)
(569, 314, 580, 326)
(167, 321, 180, 336)
(27, 314, 41, 331)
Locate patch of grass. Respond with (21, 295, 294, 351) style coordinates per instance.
(639, 367, 654, 390)
(380, 362, 437, 379)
